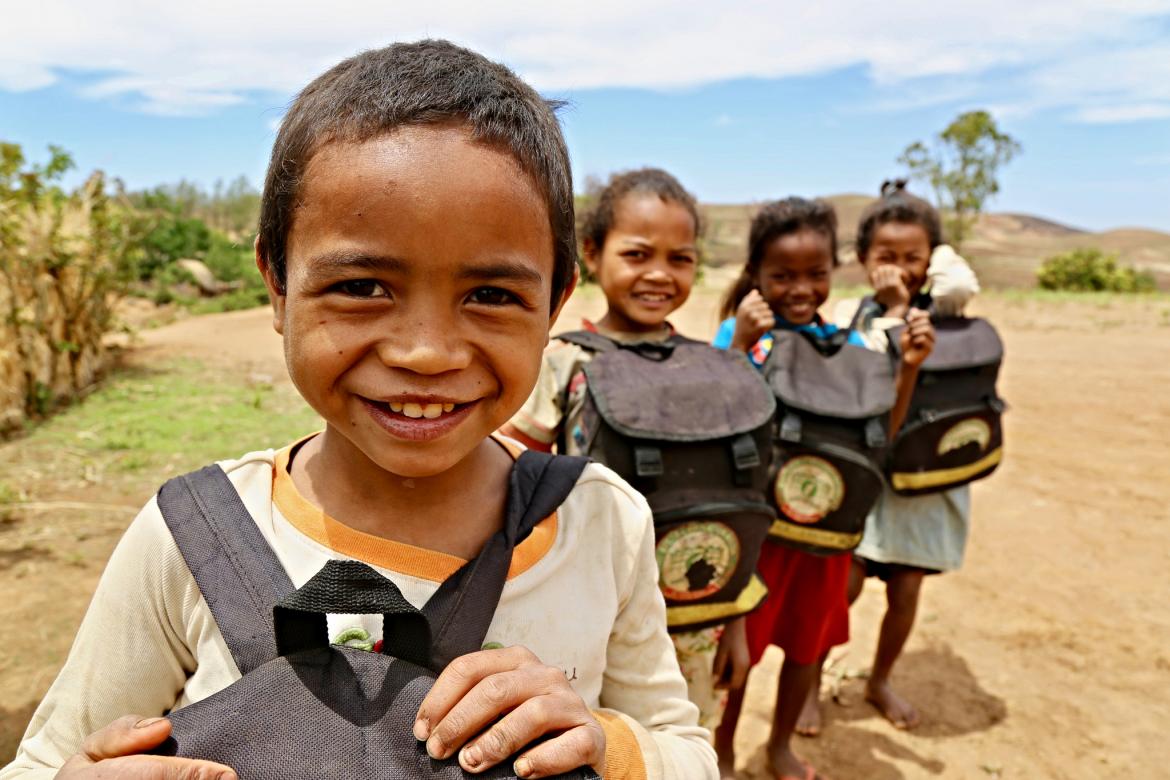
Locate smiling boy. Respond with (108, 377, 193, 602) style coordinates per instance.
(2, 41, 716, 780)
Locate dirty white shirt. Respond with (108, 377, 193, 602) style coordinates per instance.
(2, 438, 716, 780)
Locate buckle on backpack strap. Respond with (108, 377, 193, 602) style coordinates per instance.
(865, 418, 887, 449)
(779, 413, 802, 443)
(635, 446, 665, 477)
(731, 434, 761, 486)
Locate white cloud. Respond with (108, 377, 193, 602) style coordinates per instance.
(713, 114, 734, 127)
(3, 0, 1170, 121)
(1075, 103, 1170, 123)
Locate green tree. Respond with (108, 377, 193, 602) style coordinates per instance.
(898, 110, 1021, 251)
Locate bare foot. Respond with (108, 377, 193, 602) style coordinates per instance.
(795, 686, 822, 737)
(767, 744, 821, 780)
(865, 678, 920, 730)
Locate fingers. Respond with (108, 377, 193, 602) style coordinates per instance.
(62, 716, 235, 780)
(511, 723, 607, 779)
(416, 646, 540, 757)
(81, 716, 173, 762)
(92, 755, 239, 780)
(458, 695, 602, 775)
(428, 664, 567, 761)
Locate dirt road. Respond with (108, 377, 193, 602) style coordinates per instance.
(3, 285, 1169, 778)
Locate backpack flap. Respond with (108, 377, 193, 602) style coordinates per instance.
(581, 343, 775, 442)
(764, 331, 896, 420)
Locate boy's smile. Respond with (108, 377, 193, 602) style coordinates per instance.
(756, 229, 833, 326)
(584, 194, 698, 333)
(263, 125, 561, 481)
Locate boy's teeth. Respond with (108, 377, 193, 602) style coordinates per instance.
(422, 404, 443, 419)
(389, 401, 404, 413)
(402, 403, 424, 418)
(443, 403, 455, 413)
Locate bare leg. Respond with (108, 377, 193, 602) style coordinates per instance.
(865, 568, 924, 729)
(846, 556, 866, 605)
(767, 658, 821, 778)
(715, 686, 742, 779)
(795, 657, 824, 737)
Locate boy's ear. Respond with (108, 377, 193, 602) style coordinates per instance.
(581, 237, 601, 276)
(549, 264, 580, 332)
(255, 237, 287, 335)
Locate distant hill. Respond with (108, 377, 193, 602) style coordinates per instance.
(699, 196, 1170, 290)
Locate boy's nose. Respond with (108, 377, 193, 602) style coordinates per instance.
(374, 320, 472, 375)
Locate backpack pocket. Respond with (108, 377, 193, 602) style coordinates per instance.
(887, 402, 1004, 496)
(652, 500, 773, 632)
(768, 441, 886, 556)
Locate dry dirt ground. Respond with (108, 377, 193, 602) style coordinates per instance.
(2, 284, 1169, 779)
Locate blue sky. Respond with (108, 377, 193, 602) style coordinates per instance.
(4, 2, 1170, 231)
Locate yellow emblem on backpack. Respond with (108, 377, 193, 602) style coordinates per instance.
(775, 455, 845, 524)
(937, 418, 991, 456)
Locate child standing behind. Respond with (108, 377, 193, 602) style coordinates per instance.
(713, 198, 934, 780)
(502, 169, 757, 742)
(833, 180, 981, 731)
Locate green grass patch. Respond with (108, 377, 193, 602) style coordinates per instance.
(991, 288, 1170, 306)
(26, 360, 321, 478)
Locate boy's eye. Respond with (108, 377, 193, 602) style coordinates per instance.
(672, 254, 696, 265)
(468, 287, 519, 306)
(622, 250, 647, 260)
(334, 279, 388, 298)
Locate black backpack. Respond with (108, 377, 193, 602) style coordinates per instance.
(151, 451, 598, 780)
(760, 329, 897, 556)
(886, 316, 1006, 496)
(556, 331, 775, 632)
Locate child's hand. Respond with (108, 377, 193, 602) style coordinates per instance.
(731, 289, 775, 352)
(415, 645, 606, 778)
(871, 265, 911, 318)
(899, 308, 935, 368)
(57, 715, 237, 779)
(712, 617, 751, 691)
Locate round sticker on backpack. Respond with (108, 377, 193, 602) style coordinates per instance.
(775, 455, 845, 524)
(937, 418, 991, 456)
(655, 522, 741, 602)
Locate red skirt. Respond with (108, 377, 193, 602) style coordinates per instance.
(746, 541, 851, 666)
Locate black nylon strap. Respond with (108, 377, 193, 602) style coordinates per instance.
(274, 560, 432, 667)
(157, 465, 295, 675)
(424, 450, 589, 669)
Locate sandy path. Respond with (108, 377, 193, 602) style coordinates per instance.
(5, 286, 1170, 778)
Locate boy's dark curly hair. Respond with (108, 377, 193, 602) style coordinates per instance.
(579, 168, 701, 253)
(720, 197, 838, 319)
(258, 39, 575, 309)
(855, 179, 942, 261)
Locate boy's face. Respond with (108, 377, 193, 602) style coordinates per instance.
(864, 221, 932, 299)
(582, 194, 697, 333)
(755, 229, 833, 326)
(263, 125, 566, 478)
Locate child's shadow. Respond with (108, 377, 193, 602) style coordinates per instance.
(828, 642, 1008, 739)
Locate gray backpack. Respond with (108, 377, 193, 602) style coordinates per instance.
(151, 451, 598, 780)
(761, 329, 896, 556)
(556, 331, 775, 632)
(886, 316, 1006, 495)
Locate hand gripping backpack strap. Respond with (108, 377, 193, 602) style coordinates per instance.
(422, 451, 589, 669)
(157, 465, 295, 675)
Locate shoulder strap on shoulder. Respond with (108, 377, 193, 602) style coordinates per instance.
(554, 330, 618, 353)
(157, 464, 294, 675)
(423, 451, 588, 668)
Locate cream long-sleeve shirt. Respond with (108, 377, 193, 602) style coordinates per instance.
(2, 439, 716, 780)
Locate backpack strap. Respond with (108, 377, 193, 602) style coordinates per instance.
(554, 330, 619, 354)
(422, 450, 589, 669)
(157, 465, 295, 675)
